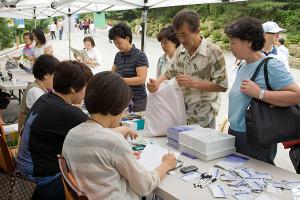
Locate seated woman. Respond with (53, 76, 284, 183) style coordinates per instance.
(225, 17, 300, 164)
(76, 36, 102, 75)
(109, 23, 149, 112)
(32, 28, 53, 59)
(16, 61, 93, 200)
(18, 54, 59, 134)
(12, 32, 35, 64)
(62, 71, 176, 200)
(156, 25, 180, 78)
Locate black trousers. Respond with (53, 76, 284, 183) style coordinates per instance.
(132, 96, 147, 112)
(32, 174, 65, 200)
(229, 128, 277, 165)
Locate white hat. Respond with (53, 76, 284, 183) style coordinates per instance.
(263, 21, 286, 33)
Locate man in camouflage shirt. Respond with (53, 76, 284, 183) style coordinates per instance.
(147, 9, 228, 128)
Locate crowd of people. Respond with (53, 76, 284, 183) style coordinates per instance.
(1, 8, 300, 200)
(49, 18, 64, 40)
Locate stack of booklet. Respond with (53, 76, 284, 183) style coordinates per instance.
(178, 126, 236, 161)
(166, 124, 200, 149)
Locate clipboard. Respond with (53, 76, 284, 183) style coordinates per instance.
(70, 47, 89, 62)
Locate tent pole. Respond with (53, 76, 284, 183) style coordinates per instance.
(68, 7, 71, 60)
(34, 7, 36, 28)
(141, 7, 148, 52)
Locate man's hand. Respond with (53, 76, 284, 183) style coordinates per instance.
(147, 78, 160, 93)
(176, 74, 194, 88)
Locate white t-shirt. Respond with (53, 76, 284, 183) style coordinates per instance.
(57, 21, 64, 30)
(268, 49, 290, 72)
(106, 25, 112, 32)
(277, 45, 289, 59)
(84, 47, 103, 74)
(34, 43, 51, 58)
(89, 23, 95, 31)
(26, 87, 45, 109)
(50, 24, 57, 32)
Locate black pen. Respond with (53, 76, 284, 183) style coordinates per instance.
(200, 178, 217, 188)
(167, 160, 183, 174)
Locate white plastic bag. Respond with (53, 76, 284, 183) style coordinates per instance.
(143, 78, 187, 137)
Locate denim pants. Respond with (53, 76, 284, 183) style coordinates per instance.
(229, 128, 277, 165)
(59, 30, 63, 40)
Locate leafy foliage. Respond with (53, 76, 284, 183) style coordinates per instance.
(0, 18, 15, 49)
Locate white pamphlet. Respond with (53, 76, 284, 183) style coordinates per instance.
(138, 144, 180, 171)
(215, 154, 249, 170)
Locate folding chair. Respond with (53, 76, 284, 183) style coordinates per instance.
(0, 133, 16, 173)
(57, 154, 88, 200)
(0, 124, 18, 157)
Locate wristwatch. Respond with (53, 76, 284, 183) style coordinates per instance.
(258, 89, 265, 100)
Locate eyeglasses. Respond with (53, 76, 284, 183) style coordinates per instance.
(176, 33, 195, 39)
(265, 32, 279, 35)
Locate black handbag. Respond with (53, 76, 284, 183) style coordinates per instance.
(245, 57, 300, 146)
(0, 172, 36, 200)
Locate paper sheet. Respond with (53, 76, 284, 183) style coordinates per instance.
(138, 144, 180, 171)
(215, 154, 249, 171)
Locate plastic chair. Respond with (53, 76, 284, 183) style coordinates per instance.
(57, 154, 88, 200)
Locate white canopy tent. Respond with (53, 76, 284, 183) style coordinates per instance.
(0, 0, 247, 55)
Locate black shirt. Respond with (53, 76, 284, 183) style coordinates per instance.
(22, 93, 88, 177)
(114, 45, 149, 100)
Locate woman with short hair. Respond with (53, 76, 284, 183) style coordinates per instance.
(16, 61, 93, 200)
(76, 36, 102, 75)
(63, 71, 176, 200)
(109, 23, 149, 112)
(18, 54, 59, 134)
(225, 17, 300, 164)
(156, 25, 180, 78)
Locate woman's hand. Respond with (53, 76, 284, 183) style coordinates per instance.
(113, 126, 138, 140)
(240, 80, 260, 98)
(161, 153, 177, 170)
(76, 56, 82, 62)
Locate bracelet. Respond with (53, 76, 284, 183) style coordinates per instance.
(258, 89, 265, 100)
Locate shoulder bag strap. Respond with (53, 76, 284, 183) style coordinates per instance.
(250, 57, 271, 81)
(263, 58, 273, 91)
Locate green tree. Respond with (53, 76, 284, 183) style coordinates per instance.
(0, 18, 15, 50)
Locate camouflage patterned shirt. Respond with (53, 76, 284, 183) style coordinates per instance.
(165, 38, 228, 128)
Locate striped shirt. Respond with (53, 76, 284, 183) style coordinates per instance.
(62, 122, 160, 200)
(22, 44, 34, 58)
(113, 45, 149, 100)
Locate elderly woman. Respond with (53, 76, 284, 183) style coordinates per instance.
(225, 17, 300, 164)
(109, 23, 149, 112)
(63, 71, 176, 200)
(156, 25, 180, 78)
(76, 36, 103, 75)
